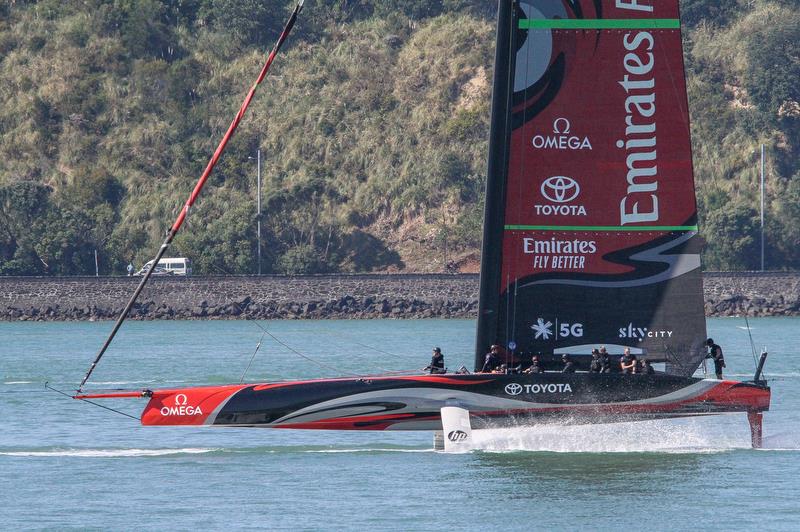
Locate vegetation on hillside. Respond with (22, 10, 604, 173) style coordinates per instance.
(0, 0, 798, 275)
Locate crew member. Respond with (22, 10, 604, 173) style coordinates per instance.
(561, 353, 576, 373)
(589, 349, 602, 373)
(599, 347, 613, 373)
(524, 355, 545, 374)
(705, 338, 726, 379)
(481, 345, 500, 373)
(620, 348, 637, 374)
(638, 359, 655, 375)
(423, 347, 446, 374)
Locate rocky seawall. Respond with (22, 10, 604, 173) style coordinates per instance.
(1, 272, 798, 321)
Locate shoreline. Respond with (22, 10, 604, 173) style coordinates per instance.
(1, 272, 798, 321)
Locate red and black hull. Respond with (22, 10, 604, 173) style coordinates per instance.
(78, 374, 770, 431)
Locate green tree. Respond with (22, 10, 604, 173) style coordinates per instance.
(210, 0, 288, 47)
(0, 183, 52, 275)
(701, 203, 760, 270)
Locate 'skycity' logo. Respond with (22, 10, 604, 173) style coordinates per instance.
(536, 176, 586, 216)
(618, 323, 674, 341)
(532, 118, 593, 150)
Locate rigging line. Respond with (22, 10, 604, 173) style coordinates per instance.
(329, 331, 408, 361)
(743, 314, 759, 369)
(76, 0, 305, 393)
(503, 273, 517, 366)
(511, 278, 518, 352)
(240, 332, 266, 383)
(344, 337, 474, 374)
(311, 328, 410, 369)
(238, 318, 290, 379)
(246, 319, 362, 377)
(45, 382, 139, 421)
(244, 316, 395, 375)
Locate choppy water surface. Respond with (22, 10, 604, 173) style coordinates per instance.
(2, 318, 799, 530)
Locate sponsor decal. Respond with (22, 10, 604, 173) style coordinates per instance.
(160, 393, 204, 417)
(523, 236, 597, 270)
(530, 318, 583, 340)
(617, 30, 659, 225)
(536, 176, 587, 216)
(448, 430, 469, 442)
(618, 323, 673, 341)
(505, 383, 523, 395)
(540, 176, 580, 203)
(505, 382, 574, 395)
(531, 118, 593, 151)
(616, 0, 653, 13)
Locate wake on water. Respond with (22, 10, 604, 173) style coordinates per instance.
(472, 417, 751, 454)
(4, 417, 797, 458)
(0, 448, 220, 458)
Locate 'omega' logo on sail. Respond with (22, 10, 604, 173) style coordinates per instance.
(160, 393, 204, 416)
(532, 118, 593, 150)
(541, 176, 580, 203)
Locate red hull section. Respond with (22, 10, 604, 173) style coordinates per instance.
(77, 374, 770, 431)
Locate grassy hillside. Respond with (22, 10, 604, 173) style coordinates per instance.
(0, 0, 798, 275)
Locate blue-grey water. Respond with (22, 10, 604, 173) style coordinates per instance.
(2, 318, 799, 530)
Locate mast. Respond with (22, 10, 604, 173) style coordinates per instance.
(475, 0, 515, 371)
(77, 1, 305, 392)
(760, 143, 765, 271)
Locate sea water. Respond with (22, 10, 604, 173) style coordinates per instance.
(1, 318, 799, 530)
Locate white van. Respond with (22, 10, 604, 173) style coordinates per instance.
(135, 257, 192, 276)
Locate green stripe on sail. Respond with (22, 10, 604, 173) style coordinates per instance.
(518, 18, 680, 30)
(505, 225, 698, 232)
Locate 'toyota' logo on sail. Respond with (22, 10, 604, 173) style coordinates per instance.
(161, 393, 204, 416)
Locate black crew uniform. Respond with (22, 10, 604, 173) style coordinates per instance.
(482, 352, 499, 373)
(589, 356, 602, 373)
(527, 360, 545, 374)
(562, 358, 576, 373)
(425, 352, 445, 374)
(621, 353, 637, 374)
(599, 354, 613, 373)
(706, 342, 726, 379)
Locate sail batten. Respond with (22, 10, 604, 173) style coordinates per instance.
(476, 0, 706, 376)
